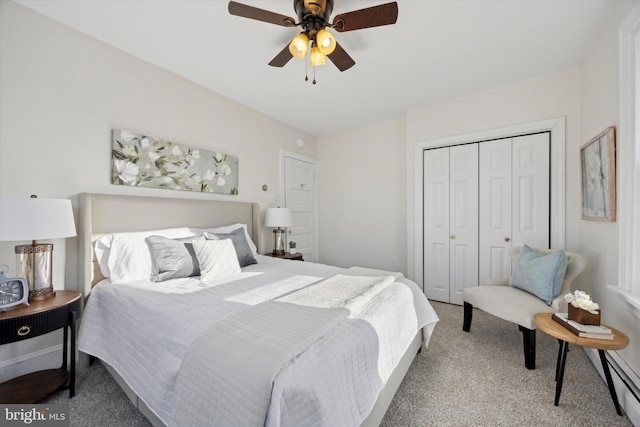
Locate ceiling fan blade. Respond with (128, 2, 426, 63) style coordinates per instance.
(332, 2, 398, 32)
(268, 45, 294, 68)
(228, 1, 295, 27)
(327, 42, 355, 72)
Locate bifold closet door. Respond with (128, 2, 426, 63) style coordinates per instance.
(479, 138, 512, 282)
(424, 144, 478, 304)
(511, 133, 550, 250)
(449, 144, 479, 305)
(478, 133, 550, 283)
(423, 148, 450, 302)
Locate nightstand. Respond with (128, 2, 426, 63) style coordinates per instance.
(264, 252, 304, 261)
(0, 290, 81, 403)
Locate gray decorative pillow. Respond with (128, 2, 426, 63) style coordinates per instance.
(203, 228, 257, 267)
(146, 235, 201, 282)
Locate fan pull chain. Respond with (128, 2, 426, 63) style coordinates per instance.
(305, 45, 309, 82)
(302, 43, 317, 84)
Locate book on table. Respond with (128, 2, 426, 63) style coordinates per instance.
(552, 313, 615, 340)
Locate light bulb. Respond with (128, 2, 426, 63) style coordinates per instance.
(309, 46, 326, 66)
(288, 33, 309, 60)
(316, 29, 336, 55)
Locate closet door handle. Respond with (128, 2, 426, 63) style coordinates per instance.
(450, 235, 456, 240)
(505, 237, 511, 242)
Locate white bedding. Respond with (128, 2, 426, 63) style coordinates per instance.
(78, 255, 439, 426)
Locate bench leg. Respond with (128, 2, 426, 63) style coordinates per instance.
(463, 302, 473, 332)
(519, 326, 536, 370)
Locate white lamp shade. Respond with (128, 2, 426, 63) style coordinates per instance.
(0, 197, 77, 241)
(264, 208, 292, 228)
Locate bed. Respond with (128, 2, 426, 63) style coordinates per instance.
(75, 193, 439, 427)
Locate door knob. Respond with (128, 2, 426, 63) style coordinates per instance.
(450, 235, 456, 240)
(300, 183, 305, 189)
(505, 237, 511, 242)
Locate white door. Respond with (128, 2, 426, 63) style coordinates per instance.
(423, 144, 478, 304)
(284, 156, 316, 262)
(479, 138, 513, 282)
(423, 148, 450, 302)
(511, 133, 550, 249)
(424, 134, 550, 304)
(449, 144, 479, 305)
(478, 132, 550, 283)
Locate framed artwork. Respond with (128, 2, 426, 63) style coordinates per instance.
(111, 129, 239, 195)
(580, 126, 616, 221)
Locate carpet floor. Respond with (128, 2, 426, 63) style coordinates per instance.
(43, 300, 633, 426)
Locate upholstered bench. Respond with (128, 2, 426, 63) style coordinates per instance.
(462, 246, 587, 370)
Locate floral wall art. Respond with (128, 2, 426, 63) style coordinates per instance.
(111, 129, 239, 195)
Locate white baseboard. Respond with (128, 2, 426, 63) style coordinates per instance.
(0, 345, 63, 383)
(584, 347, 640, 426)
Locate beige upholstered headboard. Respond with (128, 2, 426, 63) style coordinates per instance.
(77, 193, 260, 297)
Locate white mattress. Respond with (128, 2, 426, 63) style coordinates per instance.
(78, 256, 438, 425)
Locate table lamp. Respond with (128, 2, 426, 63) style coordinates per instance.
(0, 195, 77, 301)
(264, 207, 292, 256)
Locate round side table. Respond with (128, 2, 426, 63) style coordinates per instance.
(534, 313, 629, 415)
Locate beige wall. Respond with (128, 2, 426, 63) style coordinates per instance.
(317, 68, 583, 278)
(578, 1, 639, 375)
(0, 1, 317, 270)
(317, 119, 406, 271)
(0, 1, 316, 380)
(406, 68, 582, 280)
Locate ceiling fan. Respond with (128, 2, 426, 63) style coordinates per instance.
(228, 0, 398, 73)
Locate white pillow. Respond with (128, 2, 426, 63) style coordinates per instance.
(95, 227, 196, 282)
(192, 238, 241, 281)
(191, 223, 257, 257)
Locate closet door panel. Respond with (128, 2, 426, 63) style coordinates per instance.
(512, 133, 550, 249)
(423, 148, 450, 302)
(479, 139, 512, 283)
(449, 144, 478, 305)
(423, 132, 551, 305)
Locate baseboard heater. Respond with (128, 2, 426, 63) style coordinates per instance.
(584, 348, 640, 425)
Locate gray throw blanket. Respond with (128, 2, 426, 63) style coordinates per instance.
(169, 274, 395, 426)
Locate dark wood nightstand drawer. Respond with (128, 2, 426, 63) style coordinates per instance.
(1, 302, 78, 344)
(0, 290, 82, 401)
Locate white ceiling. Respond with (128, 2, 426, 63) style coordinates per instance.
(14, 0, 621, 136)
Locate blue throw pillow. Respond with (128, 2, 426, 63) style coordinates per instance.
(511, 245, 567, 305)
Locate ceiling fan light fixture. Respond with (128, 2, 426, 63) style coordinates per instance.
(289, 33, 309, 59)
(315, 28, 336, 55)
(229, 0, 398, 72)
(309, 45, 326, 66)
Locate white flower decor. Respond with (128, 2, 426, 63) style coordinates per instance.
(113, 159, 139, 184)
(111, 129, 238, 195)
(564, 290, 600, 314)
